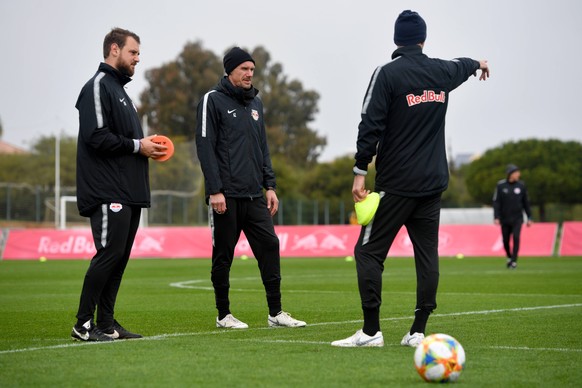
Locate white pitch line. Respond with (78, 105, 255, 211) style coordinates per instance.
(306, 303, 582, 327)
(0, 340, 116, 354)
(169, 278, 582, 298)
(489, 346, 582, 353)
(234, 339, 331, 345)
(169, 277, 351, 294)
(1, 303, 580, 355)
(431, 303, 582, 317)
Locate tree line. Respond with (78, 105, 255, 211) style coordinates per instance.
(2, 134, 581, 223)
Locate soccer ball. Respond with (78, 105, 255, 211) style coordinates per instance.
(414, 333, 465, 383)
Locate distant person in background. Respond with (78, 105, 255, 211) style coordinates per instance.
(195, 47, 306, 329)
(332, 10, 490, 348)
(493, 164, 533, 269)
(72, 27, 166, 342)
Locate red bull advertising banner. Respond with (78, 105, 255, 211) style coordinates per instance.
(559, 222, 582, 256)
(1, 223, 562, 260)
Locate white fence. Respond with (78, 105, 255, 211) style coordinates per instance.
(440, 208, 493, 225)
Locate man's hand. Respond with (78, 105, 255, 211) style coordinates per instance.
(266, 189, 279, 217)
(352, 175, 369, 203)
(478, 60, 490, 81)
(209, 193, 226, 214)
(494, 219, 500, 225)
(139, 134, 168, 159)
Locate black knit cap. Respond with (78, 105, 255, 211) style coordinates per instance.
(506, 164, 519, 176)
(394, 10, 427, 46)
(223, 47, 255, 75)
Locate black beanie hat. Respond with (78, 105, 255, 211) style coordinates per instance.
(506, 164, 519, 176)
(394, 10, 427, 46)
(223, 47, 255, 75)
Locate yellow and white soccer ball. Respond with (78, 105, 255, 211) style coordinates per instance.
(414, 333, 465, 383)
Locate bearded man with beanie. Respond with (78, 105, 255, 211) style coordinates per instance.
(195, 47, 306, 329)
(493, 164, 533, 269)
(332, 10, 490, 348)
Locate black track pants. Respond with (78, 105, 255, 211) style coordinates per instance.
(354, 193, 441, 317)
(75, 203, 141, 328)
(209, 197, 281, 316)
(501, 221, 523, 261)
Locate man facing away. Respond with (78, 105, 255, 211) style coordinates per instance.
(72, 27, 166, 341)
(195, 47, 306, 329)
(332, 10, 490, 348)
(493, 164, 533, 269)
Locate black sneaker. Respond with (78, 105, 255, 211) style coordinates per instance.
(71, 321, 114, 342)
(101, 320, 143, 340)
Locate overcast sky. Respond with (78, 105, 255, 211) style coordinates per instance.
(1, 0, 580, 162)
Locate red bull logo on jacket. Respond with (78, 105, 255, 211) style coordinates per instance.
(406, 90, 446, 107)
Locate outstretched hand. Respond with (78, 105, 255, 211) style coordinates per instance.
(477, 60, 490, 81)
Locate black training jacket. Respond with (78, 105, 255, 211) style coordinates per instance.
(355, 45, 480, 197)
(492, 179, 532, 224)
(195, 77, 276, 200)
(75, 62, 150, 217)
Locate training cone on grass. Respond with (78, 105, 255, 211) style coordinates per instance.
(354, 192, 380, 226)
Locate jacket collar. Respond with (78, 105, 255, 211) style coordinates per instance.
(98, 62, 132, 86)
(391, 44, 424, 60)
(219, 76, 259, 105)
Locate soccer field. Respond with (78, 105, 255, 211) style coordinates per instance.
(1, 257, 581, 387)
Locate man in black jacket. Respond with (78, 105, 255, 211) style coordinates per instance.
(332, 10, 490, 348)
(493, 164, 533, 269)
(72, 28, 166, 342)
(195, 47, 305, 329)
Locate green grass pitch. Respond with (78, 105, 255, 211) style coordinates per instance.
(1, 256, 581, 387)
